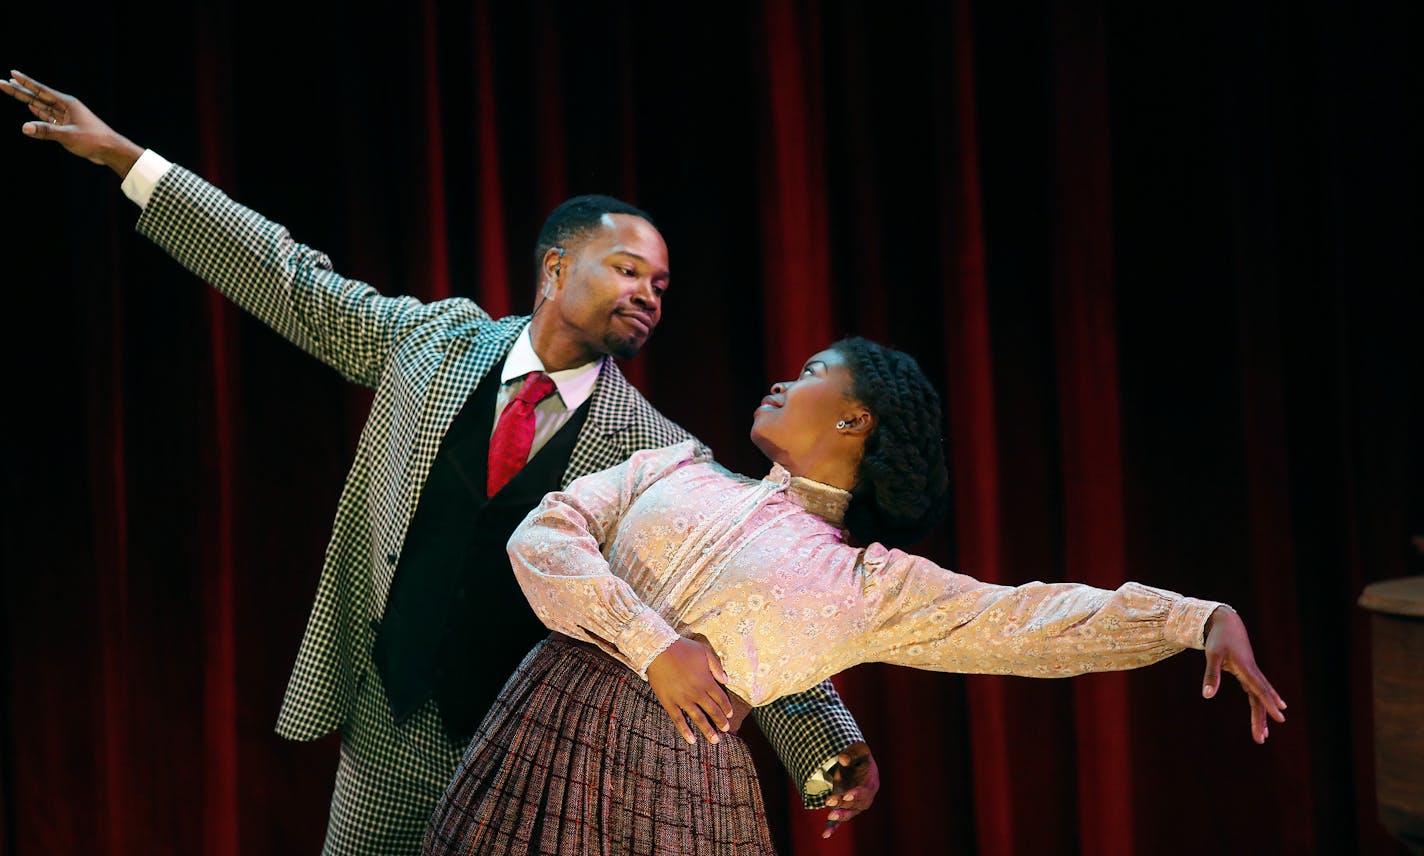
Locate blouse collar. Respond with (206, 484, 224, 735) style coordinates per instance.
(766, 463, 851, 526)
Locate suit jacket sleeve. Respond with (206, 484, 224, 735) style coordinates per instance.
(135, 165, 484, 388)
(752, 682, 865, 809)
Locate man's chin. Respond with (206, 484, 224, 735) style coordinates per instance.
(606, 334, 648, 361)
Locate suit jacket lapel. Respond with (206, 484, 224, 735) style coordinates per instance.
(413, 313, 528, 490)
(372, 314, 527, 612)
(564, 359, 636, 484)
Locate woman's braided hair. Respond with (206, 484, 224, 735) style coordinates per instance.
(833, 337, 950, 548)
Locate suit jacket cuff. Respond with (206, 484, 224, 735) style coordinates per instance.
(752, 680, 865, 809)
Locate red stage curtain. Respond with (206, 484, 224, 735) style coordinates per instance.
(1, 1, 1417, 853)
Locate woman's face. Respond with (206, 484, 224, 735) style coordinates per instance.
(750, 348, 865, 469)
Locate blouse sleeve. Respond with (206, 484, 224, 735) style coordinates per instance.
(856, 544, 1222, 676)
(507, 439, 712, 678)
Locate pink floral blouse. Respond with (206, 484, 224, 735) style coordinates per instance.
(507, 440, 1220, 706)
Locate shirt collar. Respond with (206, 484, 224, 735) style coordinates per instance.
(501, 323, 604, 411)
(766, 463, 851, 527)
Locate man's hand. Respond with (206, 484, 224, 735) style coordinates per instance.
(822, 740, 879, 839)
(2, 70, 142, 177)
(1201, 606, 1287, 744)
(646, 636, 734, 745)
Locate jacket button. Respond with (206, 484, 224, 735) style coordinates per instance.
(386, 552, 398, 565)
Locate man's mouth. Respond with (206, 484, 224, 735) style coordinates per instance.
(616, 312, 653, 336)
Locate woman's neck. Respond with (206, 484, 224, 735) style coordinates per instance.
(774, 454, 858, 492)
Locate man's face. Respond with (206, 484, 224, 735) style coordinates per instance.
(553, 213, 670, 360)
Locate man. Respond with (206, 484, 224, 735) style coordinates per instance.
(3, 71, 879, 853)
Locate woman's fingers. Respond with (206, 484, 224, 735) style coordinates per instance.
(701, 640, 729, 684)
(1202, 647, 1224, 698)
(658, 698, 697, 745)
(684, 699, 722, 744)
(657, 692, 726, 744)
(1221, 658, 1288, 743)
(1249, 690, 1267, 743)
(704, 690, 732, 729)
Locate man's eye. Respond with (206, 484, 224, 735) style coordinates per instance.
(615, 265, 635, 276)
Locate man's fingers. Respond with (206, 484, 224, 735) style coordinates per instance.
(0, 78, 41, 107)
(27, 102, 62, 124)
(21, 121, 64, 140)
(7, 80, 64, 128)
(10, 71, 66, 106)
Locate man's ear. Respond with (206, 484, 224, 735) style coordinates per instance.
(539, 246, 565, 299)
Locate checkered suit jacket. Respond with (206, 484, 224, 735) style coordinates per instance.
(133, 166, 863, 804)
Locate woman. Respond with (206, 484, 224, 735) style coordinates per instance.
(424, 337, 1285, 855)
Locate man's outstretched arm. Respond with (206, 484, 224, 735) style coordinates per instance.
(3, 71, 482, 387)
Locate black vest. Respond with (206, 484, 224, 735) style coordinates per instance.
(373, 358, 592, 739)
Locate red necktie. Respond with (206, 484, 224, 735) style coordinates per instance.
(487, 371, 558, 495)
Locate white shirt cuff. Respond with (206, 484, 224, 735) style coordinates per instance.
(120, 149, 174, 210)
(804, 754, 839, 796)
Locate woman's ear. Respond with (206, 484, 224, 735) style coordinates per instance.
(838, 408, 874, 434)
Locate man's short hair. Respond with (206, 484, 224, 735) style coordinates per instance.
(532, 195, 656, 283)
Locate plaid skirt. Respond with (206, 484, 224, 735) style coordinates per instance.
(423, 634, 777, 855)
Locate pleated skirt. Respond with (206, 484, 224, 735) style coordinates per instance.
(423, 634, 777, 856)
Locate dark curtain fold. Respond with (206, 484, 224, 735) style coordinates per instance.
(1, 0, 1417, 853)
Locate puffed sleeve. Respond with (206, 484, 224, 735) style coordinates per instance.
(507, 439, 712, 678)
(855, 544, 1222, 676)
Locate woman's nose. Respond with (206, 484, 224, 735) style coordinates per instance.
(770, 381, 787, 395)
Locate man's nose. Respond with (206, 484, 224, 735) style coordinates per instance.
(630, 279, 660, 309)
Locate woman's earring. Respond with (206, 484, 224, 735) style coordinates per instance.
(836, 420, 849, 430)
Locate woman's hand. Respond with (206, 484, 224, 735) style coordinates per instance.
(2, 70, 142, 176)
(647, 636, 734, 745)
(1201, 606, 1288, 743)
